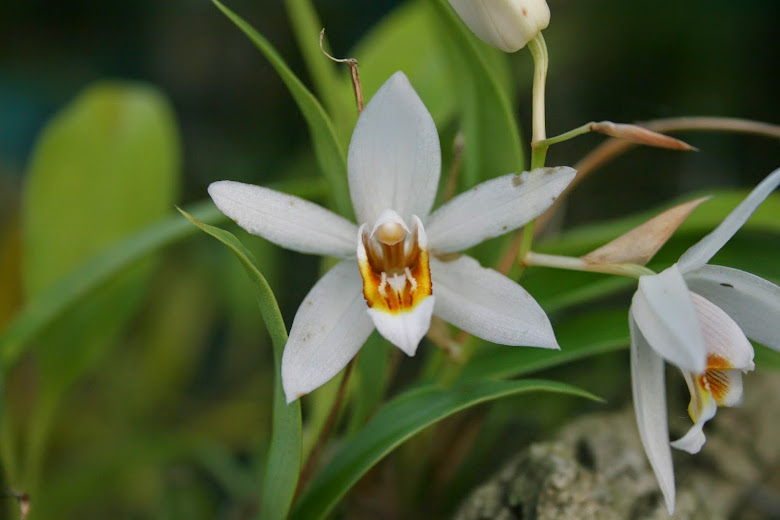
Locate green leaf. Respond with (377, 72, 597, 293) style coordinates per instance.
(18, 82, 181, 489)
(212, 0, 351, 218)
(22, 82, 180, 296)
(432, 0, 524, 188)
(754, 344, 780, 371)
(0, 178, 325, 373)
(291, 379, 598, 519)
(461, 310, 630, 381)
(179, 210, 302, 520)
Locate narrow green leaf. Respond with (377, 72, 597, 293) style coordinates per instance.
(432, 0, 524, 187)
(461, 310, 630, 381)
(179, 210, 301, 520)
(291, 379, 598, 519)
(212, 0, 352, 218)
(0, 178, 325, 372)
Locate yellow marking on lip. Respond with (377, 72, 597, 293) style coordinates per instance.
(359, 246, 432, 314)
(357, 215, 432, 315)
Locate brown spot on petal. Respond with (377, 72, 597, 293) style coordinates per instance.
(512, 176, 524, 187)
(434, 252, 463, 263)
(522, 7, 528, 16)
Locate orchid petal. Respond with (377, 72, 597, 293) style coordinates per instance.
(281, 261, 374, 403)
(208, 180, 357, 257)
(348, 71, 441, 226)
(670, 372, 717, 454)
(367, 297, 435, 356)
(629, 315, 676, 515)
(430, 255, 558, 348)
(678, 167, 780, 272)
(690, 292, 755, 371)
(425, 167, 576, 253)
(685, 265, 780, 352)
(632, 265, 707, 373)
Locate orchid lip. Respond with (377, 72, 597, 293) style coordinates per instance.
(357, 211, 432, 316)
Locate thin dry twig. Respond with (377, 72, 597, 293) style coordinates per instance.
(319, 29, 363, 113)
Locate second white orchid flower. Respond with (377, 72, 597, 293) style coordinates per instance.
(630, 167, 780, 514)
(208, 72, 576, 403)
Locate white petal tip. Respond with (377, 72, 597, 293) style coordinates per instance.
(367, 297, 435, 356)
(670, 428, 706, 454)
(285, 391, 304, 405)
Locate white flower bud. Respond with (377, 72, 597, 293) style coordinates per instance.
(448, 0, 550, 52)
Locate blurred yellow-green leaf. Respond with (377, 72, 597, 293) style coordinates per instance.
(15, 81, 181, 492)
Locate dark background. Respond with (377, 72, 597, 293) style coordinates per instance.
(2, 0, 778, 216)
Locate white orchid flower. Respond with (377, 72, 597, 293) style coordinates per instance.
(630, 167, 780, 514)
(448, 0, 550, 52)
(208, 72, 576, 403)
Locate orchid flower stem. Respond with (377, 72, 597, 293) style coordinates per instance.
(517, 33, 550, 267)
(523, 251, 656, 279)
(527, 33, 548, 145)
(533, 122, 594, 149)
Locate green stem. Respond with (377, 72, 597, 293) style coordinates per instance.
(519, 33, 550, 264)
(527, 32, 549, 171)
(524, 251, 656, 279)
(533, 122, 595, 149)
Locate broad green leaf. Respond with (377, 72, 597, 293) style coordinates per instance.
(432, 0, 524, 188)
(212, 0, 351, 218)
(461, 310, 629, 381)
(179, 210, 301, 520)
(351, 0, 458, 130)
(18, 82, 180, 489)
(291, 379, 598, 519)
(0, 178, 325, 372)
(22, 82, 179, 296)
(283, 0, 355, 139)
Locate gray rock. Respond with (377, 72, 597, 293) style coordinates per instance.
(455, 372, 780, 520)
